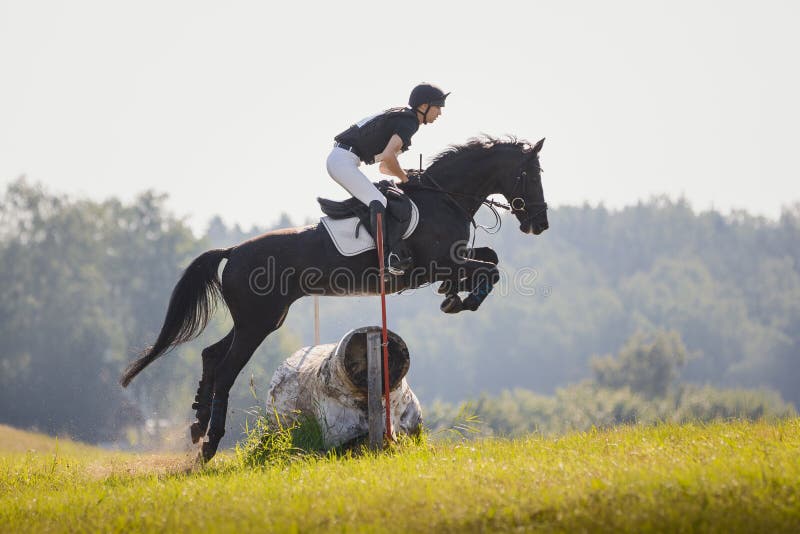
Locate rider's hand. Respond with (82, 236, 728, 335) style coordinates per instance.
(379, 161, 407, 181)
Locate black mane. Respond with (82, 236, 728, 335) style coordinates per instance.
(425, 135, 535, 175)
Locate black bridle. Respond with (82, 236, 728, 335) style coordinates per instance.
(414, 160, 548, 225)
(505, 167, 549, 223)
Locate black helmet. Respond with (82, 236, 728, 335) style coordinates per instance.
(409, 83, 450, 109)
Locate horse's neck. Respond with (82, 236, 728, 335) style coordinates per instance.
(430, 156, 501, 217)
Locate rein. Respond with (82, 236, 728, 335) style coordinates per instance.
(409, 166, 548, 228)
(417, 175, 481, 231)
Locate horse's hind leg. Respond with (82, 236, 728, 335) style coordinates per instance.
(201, 306, 290, 462)
(190, 329, 234, 444)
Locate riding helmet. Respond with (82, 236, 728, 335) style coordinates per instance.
(409, 83, 450, 108)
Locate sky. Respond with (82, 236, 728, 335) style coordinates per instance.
(1, 1, 798, 234)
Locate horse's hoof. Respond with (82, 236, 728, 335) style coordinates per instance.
(438, 280, 454, 295)
(190, 421, 205, 444)
(462, 295, 480, 311)
(440, 294, 463, 314)
(200, 441, 218, 462)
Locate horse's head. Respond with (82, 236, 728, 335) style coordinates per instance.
(497, 138, 549, 235)
(421, 136, 549, 234)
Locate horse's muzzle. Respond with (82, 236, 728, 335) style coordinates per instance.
(520, 220, 549, 235)
(532, 222, 549, 235)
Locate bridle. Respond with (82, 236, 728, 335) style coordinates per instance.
(506, 164, 548, 223)
(416, 157, 548, 223)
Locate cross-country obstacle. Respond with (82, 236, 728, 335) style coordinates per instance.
(265, 326, 422, 449)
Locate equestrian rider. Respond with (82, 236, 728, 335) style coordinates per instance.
(327, 83, 449, 275)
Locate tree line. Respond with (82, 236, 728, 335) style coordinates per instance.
(1, 178, 798, 445)
(425, 329, 795, 437)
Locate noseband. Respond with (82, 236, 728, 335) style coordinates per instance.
(507, 166, 548, 222)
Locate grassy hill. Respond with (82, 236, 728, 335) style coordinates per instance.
(1, 420, 799, 532)
(0, 424, 103, 455)
(0, 424, 193, 481)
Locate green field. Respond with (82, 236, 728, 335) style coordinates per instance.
(1, 420, 799, 533)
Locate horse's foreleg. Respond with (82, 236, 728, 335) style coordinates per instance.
(468, 246, 499, 265)
(461, 261, 500, 311)
(440, 258, 499, 314)
(437, 247, 499, 295)
(191, 330, 234, 444)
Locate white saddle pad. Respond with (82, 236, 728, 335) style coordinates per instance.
(321, 199, 420, 257)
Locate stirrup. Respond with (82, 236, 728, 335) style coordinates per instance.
(386, 251, 413, 276)
(387, 252, 405, 276)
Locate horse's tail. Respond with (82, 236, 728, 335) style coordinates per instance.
(120, 248, 232, 387)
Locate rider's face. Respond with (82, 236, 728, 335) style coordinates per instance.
(418, 104, 443, 124)
(426, 105, 443, 123)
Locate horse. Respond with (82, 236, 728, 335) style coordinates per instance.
(119, 136, 549, 461)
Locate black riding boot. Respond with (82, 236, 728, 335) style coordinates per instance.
(368, 200, 413, 275)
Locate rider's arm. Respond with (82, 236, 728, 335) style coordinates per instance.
(378, 134, 408, 182)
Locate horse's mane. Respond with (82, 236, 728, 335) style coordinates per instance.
(426, 135, 535, 174)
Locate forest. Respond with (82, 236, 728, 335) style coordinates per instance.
(1, 177, 798, 446)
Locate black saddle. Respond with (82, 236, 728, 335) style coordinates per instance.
(317, 180, 413, 239)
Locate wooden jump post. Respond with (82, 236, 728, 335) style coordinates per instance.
(367, 330, 384, 449)
(313, 295, 320, 345)
(368, 212, 393, 450)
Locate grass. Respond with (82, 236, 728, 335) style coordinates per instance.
(0, 419, 798, 532)
(234, 407, 328, 468)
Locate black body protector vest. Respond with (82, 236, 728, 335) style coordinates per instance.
(334, 107, 419, 165)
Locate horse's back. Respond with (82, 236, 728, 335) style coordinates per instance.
(224, 222, 362, 278)
(228, 223, 327, 261)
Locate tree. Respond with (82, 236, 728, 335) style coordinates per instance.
(591, 330, 688, 399)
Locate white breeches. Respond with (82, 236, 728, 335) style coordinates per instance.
(326, 147, 387, 208)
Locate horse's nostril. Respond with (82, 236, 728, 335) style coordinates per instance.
(532, 222, 549, 235)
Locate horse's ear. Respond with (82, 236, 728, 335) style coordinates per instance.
(532, 138, 545, 154)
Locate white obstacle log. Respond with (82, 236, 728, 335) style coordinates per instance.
(266, 326, 422, 449)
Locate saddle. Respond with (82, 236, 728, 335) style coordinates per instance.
(318, 180, 413, 238)
(317, 180, 419, 257)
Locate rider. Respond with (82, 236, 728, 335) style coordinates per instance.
(327, 82, 449, 275)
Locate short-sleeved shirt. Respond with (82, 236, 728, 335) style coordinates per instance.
(334, 107, 420, 164)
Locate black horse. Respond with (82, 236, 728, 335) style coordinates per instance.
(120, 136, 549, 461)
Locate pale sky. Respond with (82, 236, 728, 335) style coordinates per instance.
(1, 1, 798, 234)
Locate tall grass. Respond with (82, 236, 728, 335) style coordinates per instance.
(234, 407, 326, 468)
